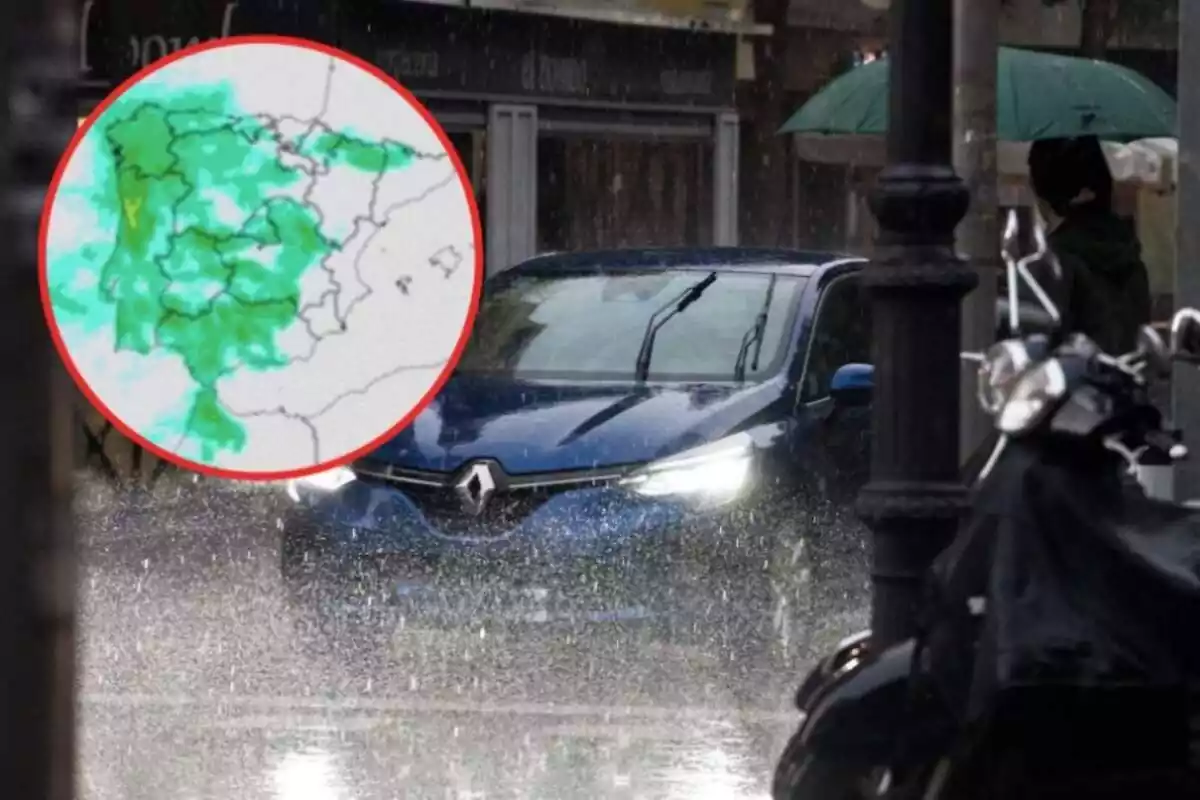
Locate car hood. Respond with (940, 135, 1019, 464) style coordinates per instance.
(367, 373, 788, 475)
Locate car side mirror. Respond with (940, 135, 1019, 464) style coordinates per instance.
(830, 363, 873, 408)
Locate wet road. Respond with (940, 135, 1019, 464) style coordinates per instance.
(76, 480, 869, 799)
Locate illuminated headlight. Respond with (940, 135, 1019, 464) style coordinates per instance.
(284, 466, 355, 501)
(996, 359, 1068, 435)
(620, 432, 754, 508)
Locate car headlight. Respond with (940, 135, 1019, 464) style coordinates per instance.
(620, 432, 754, 508)
(995, 358, 1068, 435)
(285, 466, 355, 501)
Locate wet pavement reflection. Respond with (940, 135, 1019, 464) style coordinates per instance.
(76, 480, 869, 799)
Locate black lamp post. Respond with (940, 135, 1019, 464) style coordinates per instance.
(0, 0, 79, 797)
(855, 0, 978, 647)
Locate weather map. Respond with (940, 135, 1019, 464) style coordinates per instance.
(43, 38, 479, 475)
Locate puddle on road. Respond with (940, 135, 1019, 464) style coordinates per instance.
(81, 703, 783, 800)
(74, 476, 857, 800)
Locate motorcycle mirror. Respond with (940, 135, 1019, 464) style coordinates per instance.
(1029, 208, 1062, 282)
(1169, 307, 1200, 363)
(999, 209, 1062, 335)
(1001, 209, 1021, 264)
(1015, 212, 1062, 327)
(1002, 210, 1022, 335)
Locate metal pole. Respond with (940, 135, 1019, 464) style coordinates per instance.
(0, 0, 79, 796)
(953, 0, 999, 466)
(856, 0, 976, 647)
(1174, 0, 1200, 504)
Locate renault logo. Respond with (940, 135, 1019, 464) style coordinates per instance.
(455, 462, 497, 515)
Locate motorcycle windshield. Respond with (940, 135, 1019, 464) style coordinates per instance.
(933, 440, 1200, 718)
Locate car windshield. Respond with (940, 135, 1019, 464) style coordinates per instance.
(457, 267, 807, 382)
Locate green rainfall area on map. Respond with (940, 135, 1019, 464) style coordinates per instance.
(49, 77, 420, 463)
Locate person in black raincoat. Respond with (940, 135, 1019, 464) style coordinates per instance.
(1025, 135, 1152, 356)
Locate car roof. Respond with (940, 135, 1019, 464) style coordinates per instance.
(510, 247, 865, 279)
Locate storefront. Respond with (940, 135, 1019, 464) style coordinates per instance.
(76, 0, 742, 276)
(339, 2, 742, 275)
(69, 0, 746, 478)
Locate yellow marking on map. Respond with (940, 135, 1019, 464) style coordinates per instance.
(123, 198, 143, 228)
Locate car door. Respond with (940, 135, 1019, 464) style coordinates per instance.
(791, 273, 874, 602)
(762, 272, 874, 655)
(798, 272, 873, 510)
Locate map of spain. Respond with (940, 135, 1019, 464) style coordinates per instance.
(43, 38, 479, 476)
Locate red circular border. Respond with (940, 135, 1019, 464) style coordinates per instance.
(39, 34, 484, 482)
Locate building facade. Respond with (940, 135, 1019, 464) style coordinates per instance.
(78, 0, 749, 278)
(340, 1, 745, 274)
(70, 0, 754, 480)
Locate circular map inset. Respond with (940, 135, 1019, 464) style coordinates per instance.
(42, 36, 481, 479)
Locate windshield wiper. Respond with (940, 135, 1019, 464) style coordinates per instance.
(634, 272, 718, 383)
(733, 274, 777, 382)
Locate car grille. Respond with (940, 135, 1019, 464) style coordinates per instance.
(402, 483, 566, 537)
(352, 459, 625, 538)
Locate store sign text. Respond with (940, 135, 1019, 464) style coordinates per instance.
(367, 7, 734, 105)
(521, 53, 588, 96)
(379, 48, 441, 82)
(79, 0, 240, 75)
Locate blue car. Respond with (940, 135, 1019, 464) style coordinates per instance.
(280, 247, 876, 661)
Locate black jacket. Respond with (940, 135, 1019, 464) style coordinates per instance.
(1032, 208, 1152, 355)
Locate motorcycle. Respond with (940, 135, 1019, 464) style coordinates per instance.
(772, 210, 1200, 799)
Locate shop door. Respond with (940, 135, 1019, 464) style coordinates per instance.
(537, 130, 715, 253)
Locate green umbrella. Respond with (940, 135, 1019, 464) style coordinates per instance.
(780, 46, 1175, 143)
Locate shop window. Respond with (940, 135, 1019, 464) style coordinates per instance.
(445, 129, 486, 247)
(537, 135, 714, 252)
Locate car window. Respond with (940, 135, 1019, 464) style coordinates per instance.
(801, 274, 872, 401)
(457, 268, 807, 383)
